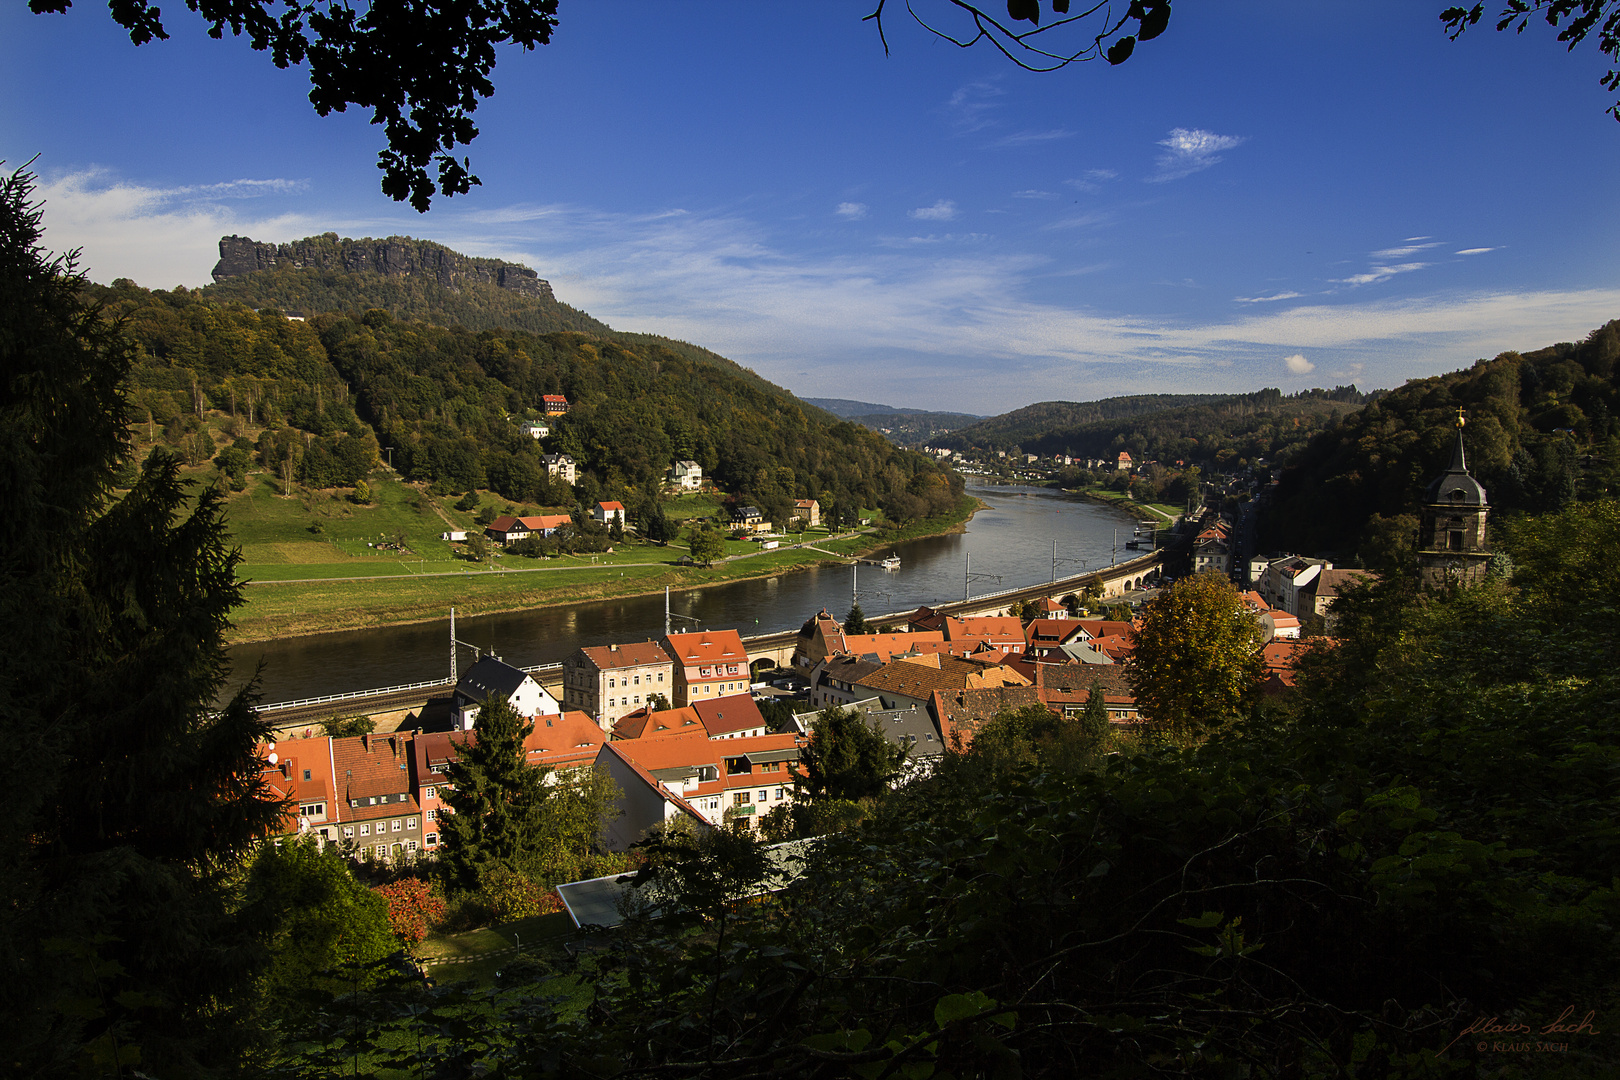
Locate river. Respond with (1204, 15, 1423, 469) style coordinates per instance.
(225, 481, 1142, 704)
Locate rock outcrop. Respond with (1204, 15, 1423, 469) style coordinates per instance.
(211, 234, 554, 300)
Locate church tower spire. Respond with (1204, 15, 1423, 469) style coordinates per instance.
(1417, 408, 1491, 588)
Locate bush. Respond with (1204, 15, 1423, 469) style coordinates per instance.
(372, 877, 447, 946)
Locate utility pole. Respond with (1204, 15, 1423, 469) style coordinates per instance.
(964, 552, 970, 603)
(450, 607, 457, 683)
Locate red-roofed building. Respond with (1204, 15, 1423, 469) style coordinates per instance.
(542, 394, 569, 415)
(594, 501, 626, 525)
(486, 514, 572, 544)
(662, 629, 752, 706)
(562, 641, 676, 728)
(943, 615, 1026, 653)
(331, 732, 424, 863)
(598, 730, 803, 846)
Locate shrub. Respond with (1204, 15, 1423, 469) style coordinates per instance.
(372, 877, 447, 946)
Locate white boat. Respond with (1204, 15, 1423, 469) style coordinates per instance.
(880, 555, 901, 570)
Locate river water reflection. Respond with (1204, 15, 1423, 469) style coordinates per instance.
(225, 481, 1140, 703)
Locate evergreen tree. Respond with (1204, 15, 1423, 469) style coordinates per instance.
(797, 706, 908, 801)
(644, 500, 672, 544)
(844, 603, 868, 635)
(0, 166, 281, 1071)
(439, 697, 548, 886)
(609, 510, 625, 543)
(1081, 680, 1110, 745)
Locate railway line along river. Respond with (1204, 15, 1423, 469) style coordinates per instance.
(224, 481, 1144, 704)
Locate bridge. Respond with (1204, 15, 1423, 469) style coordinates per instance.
(255, 548, 1163, 734)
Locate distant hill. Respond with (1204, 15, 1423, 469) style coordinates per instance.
(1263, 320, 1620, 559)
(935, 391, 1366, 470)
(802, 398, 982, 444)
(97, 235, 965, 528)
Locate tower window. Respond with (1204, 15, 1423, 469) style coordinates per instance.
(1448, 530, 1464, 551)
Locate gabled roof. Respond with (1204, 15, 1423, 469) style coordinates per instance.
(855, 654, 1029, 699)
(943, 615, 1024, 642)
(456, 655, 531, 702)
(692, 694, 767, 737)
(613, 705, 705, 741)
(1312, 568, 1376, 599)
(663, 629, 748, 667)
(597, 501, 625, 513)
(577, 640, 673, 671)
(525, 710, 607, 767)
(331, 732, 416, 806)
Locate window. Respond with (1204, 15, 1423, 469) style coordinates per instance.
(426, 809, 436, 821)
(425, 786, 436, 799)
(375, 844, 387, 859)
(608, 677, 616, 688)
(758, 789, 768, 802)
(360, 824, 369, 836)
(1449, 530, 1465, 551)
(634, 695, 641, 704)
(633, 674, 640, 685)
(302, 768, 311, 781)
(775, 787, 784, 800)
(657, 672, 664, 682)
(300, 803, 325, 817)
(343, 826, 354, 838)
(426, 833, 437, 846)
(734, 791, 751, 805)
(392, 820, 402, 832)
(407, 840, 418, 852)
(406, 817, 417, 830)
(368, 796, 376, 805)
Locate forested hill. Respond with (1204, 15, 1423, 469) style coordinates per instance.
(1263, 319, 1620, 558)
(205, 233, 614, 337)
(95, 250, 964, 526)
(941, 388, 1366, 466)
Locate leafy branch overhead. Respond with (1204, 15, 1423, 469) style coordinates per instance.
(865, 0, 1171, 70)
(29, 0, 560, 211)
(1442, 1, 1620, 119)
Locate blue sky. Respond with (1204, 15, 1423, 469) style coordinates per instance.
(4, 1, 1619, 414)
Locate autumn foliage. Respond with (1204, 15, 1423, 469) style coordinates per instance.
(372, 877, 447, 946)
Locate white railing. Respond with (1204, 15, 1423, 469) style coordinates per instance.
(256, 660, 567, 714)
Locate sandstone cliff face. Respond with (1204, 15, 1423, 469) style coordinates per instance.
(211, 234, 554, 300)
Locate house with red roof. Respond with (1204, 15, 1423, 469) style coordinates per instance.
(485, 514, 571, 544)
(662, 629, 752, 706)
(562, 640, 676, 728)
(542, 394, 569, 415)
(594, 500, 626, 526)
(595, 730, 803, 848)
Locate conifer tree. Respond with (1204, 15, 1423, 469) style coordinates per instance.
(1082, 680, 1110, 745)
(0, 165, 281, 1071)
(844, 603, 868, 636)
(439, 697, 548, 886)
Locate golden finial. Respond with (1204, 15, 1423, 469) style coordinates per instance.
(1456, 407, 1467, 429)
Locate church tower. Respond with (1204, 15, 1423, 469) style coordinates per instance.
(1417, 409, 1491, 588)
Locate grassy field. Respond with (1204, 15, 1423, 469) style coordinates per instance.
(226, 486, 978, 643)
(1078, 486, 1183, 524)
(143, 410, 981, 643)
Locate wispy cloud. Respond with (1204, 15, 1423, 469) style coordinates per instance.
(1011, 189, 1057, 199)
(1150, 128, 1245, 182)
(36, 175, 1620, 413)
(1371, 241, 1442, 260)
(945, 80, 1004, 133)
(1284, 353, 1315, 374)
(1235, 291, 1302, 304)
(1456, 247, 1496, 255)
(835, 202, 868, 220)
(909, 199, 957, 221)
(994, 128, 1074, 147)
(1065, 169, 1118, 193)
(34, 168, 324, 286)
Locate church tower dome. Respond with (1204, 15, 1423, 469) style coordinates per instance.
(1417, 409, 1491, 588)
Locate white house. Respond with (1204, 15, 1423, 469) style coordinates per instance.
(668, 460, 703, 490)
(451, 656, 561, 730)
(542, 452, 576, 484)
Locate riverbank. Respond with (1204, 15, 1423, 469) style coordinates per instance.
(1071, 487, 1183, 525)
(225, 494, 983, 644)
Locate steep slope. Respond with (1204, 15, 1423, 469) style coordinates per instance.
(1262, 320, 1620, 557)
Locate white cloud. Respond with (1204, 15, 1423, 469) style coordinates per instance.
(1456, 247, 1496, 255)
(1065, 169, 1118, 193)
(1371, 241, 1442, 260)
(1284, 353, 1315, 374)
(994, 129, 1074, 147)
(1235, 291, 1303, 304)
(1336, 261, 1430, 287)
(945, 80, 1004, 133)
(909, 199, 957, 221)
(36, 175, 1620, 413)
(1150, 128, 1245, 182)
(1011, 189, 1057, 199)
(34, 168, 325, 286)
(835, 202, 868, 220)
